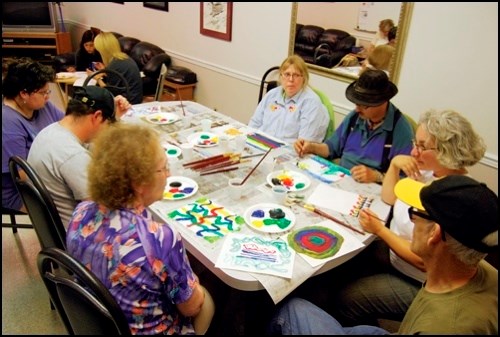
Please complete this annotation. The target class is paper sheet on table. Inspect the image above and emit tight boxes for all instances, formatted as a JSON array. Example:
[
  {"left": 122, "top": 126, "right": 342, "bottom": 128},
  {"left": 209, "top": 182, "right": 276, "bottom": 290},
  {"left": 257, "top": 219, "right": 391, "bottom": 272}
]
[
  {"left": 284, "top": 220, "right": 365, "bottom": 268},
  {"left": 307, "top": 183, "right": 391, "bottom": 221},
  {"left": 250, "top": 255, "right": 321, "bottom": 304},
  {"left": 215, "top": 233, "right": 295, "bottom": 279},
  {"left": 73, "top": 76, "right": 96, "bottom": 87}
]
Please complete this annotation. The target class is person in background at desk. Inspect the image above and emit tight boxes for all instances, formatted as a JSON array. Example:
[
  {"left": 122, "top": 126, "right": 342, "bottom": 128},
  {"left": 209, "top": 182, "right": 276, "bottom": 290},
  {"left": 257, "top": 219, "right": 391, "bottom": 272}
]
[
  {"left": 2, "top": 57, "right": 64, "bottom": 212},
  {"left": 66, "top": 123, "right": 207, "bottom": 335},
  {"left": 359, "top": 44, "right": 395, "bottom": 76},
  {"left": 248, "top": 55, "right": 329, "bottom": 144},
  {"left": 27, "top": 86, "right": 130, "bottom": 228},
  {"left": 268, "top": 175, "right": 498, "bottom": 335},
  {"left": 92, "top": 31, "right": 143, "bottom": 104},
  {"left": 331, "top": 109, "right": 487, "bottom": 327},
  {"left": 66, "top": 29, "right": 103, "bottom": 72},
  {"left": 294, "top": 69, "right": 414, "bottom": 184}
]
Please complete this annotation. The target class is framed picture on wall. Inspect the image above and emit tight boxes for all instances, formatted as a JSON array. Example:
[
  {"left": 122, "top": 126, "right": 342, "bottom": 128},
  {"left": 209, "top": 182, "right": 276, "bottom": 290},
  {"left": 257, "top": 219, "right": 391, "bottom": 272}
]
[
  {"left": 143, "top": 2, "right": 169, "bottom": 12},
  {"left": 200, "top": 2, "right": 233, "bottom": 41}
]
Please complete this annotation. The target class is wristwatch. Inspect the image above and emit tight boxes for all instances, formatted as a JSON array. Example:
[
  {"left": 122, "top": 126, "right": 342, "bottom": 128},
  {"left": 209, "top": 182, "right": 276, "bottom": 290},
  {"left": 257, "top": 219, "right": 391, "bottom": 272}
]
[{"left": 376, "top": 171, "right": 385, "bottom": 183}]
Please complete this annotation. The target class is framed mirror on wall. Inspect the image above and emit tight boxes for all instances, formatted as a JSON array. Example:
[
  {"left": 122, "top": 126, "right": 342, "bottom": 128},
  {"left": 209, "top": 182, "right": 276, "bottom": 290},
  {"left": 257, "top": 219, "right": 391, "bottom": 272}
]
[{"left": 288, "top": 2, "right": 413, "bottom": 85}]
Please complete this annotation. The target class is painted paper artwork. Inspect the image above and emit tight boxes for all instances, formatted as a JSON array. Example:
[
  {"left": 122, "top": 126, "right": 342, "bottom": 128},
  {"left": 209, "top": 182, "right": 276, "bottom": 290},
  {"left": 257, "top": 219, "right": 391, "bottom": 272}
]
[
  {"left": 287, "top": 225, "right": 344, "bottom": 259},
  {"left": 215, "top": 233, "right": 295, "bottom": 278},
  {"left": 296, "top": 155, "right": 351, "bottom": 183},
  {"left": 168, "top": 197, "right": 244, "bottom": 243},
  {"left": 286, "top": 221, "right": 365, "bottom": 268}
]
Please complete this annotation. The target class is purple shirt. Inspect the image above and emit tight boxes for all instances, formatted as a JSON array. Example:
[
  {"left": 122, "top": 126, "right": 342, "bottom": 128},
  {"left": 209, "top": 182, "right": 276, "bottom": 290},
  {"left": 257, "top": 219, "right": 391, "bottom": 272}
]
[
  {"left": 2, "top": 101, "right": 64, "bottom": 209},
  {"left": 66, "top": 201, "right": 197, "bottom": 335}
]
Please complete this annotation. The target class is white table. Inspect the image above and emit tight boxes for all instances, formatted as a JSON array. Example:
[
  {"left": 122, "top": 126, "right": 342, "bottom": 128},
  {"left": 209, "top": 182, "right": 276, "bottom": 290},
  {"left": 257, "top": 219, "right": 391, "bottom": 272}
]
[{"left": 123, "top": 100, "right": 383, "bottom": 303}]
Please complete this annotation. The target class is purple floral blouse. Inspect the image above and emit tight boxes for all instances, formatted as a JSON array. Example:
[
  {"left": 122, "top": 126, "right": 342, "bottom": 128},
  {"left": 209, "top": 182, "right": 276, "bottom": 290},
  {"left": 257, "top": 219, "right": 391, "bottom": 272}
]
[{"left": 66, "top": 201, "right": 197, "bottom": 335}]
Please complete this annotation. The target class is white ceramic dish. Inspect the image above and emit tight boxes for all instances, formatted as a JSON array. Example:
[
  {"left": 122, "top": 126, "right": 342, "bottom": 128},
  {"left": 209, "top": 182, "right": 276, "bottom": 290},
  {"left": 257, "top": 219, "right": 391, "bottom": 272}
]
[
  {"left": 163, "top": 176, "right": 198, "bottom": 200},
  {"left": 266, "top": 170, "right": 311, "bottom": 192},
  {"left": 243, "top": 203, "right": 296, "bottom": 233},
  {"left": 187, "top": 132, "right": 219, "bottom": 147}
]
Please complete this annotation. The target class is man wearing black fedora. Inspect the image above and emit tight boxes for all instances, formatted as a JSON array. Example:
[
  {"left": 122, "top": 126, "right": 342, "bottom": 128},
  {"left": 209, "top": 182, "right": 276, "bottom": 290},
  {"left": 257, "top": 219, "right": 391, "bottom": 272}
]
[{"left": 294, "top": 69, "right": 414, "bottom": 183}]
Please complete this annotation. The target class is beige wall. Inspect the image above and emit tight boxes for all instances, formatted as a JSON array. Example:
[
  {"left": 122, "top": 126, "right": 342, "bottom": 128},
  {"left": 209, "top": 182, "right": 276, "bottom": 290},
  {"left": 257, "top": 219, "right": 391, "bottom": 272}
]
[{"left": 61, "top": 2, "right": 498, "bottom": 194}]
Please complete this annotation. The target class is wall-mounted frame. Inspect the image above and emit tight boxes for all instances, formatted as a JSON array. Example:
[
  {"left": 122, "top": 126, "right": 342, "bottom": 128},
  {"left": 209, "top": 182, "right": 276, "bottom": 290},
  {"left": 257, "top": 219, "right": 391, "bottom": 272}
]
[
  {"left": 200, "top": 2, "right": 232, "bottom": 41},
  {"left": 143, "top": 2, "right": 169, "bottom": 12}
]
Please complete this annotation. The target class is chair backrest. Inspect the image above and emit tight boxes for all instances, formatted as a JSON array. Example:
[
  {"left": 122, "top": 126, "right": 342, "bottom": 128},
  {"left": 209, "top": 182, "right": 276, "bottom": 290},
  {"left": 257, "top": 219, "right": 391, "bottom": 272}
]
[
  {"left": 312, "top": 87, "right": 335, "bottom": 140},
  {"left": 83, "top": 68, "right": 131, "bottom": 100},
  {"left": 154, "top": 63, "right": 168, "bottom": 101},
  {"left": 37, "top": 247, "right": 131, "bottom": 335},
  {"left": 258, "top": 66, "right": 280, "bottom": 103},
  {"left": 403, "top": 113, "right": 418, "bottom": 133},
  {"left": 8, "top": 156, "right": 66, "bottom": 250}
]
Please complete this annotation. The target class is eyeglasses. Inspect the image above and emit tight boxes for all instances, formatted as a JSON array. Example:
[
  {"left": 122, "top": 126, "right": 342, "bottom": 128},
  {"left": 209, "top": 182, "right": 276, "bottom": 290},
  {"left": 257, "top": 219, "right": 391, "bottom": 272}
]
[
  {"left": 408, "top": 207, "right": 434, "bottom": 222},
  {"left": 412, "top": 139, "right": 437, "bottom": 153},
  {"left": 33, "top": 89, "right": 52, "bottom": 97},
  {"left": 408, "top": 207, "right": 446, "bottom": 241},
  {"left": 281, "top": 72, "right": 303, "bottom": 80},
  {"left": 155, "top": 165, "right": 170, "bottom": 175}
]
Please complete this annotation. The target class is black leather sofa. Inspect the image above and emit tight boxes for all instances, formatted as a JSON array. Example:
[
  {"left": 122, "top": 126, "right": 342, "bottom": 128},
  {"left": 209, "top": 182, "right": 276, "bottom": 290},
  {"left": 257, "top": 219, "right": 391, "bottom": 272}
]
[
  {"left": 53, "top": 32, "right": 172, "bottom": 96},
  {"left": 294, "top": 24, "right": 356, "bottom": 68}
]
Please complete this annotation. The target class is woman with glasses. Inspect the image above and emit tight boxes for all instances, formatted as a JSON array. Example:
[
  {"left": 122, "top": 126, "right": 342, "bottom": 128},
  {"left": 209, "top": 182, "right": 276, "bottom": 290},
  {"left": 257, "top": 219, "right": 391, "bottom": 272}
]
[
  {"left": 248, "top": 55, "right": 329, "bottom": 144},
  {"left": 66, "top": 123, "right": 207, "bottom": 335},
  {"left": 332, "top": 109, "right": 486, "bottom": 326},
  {"left": 2, "top": 57, "right": 64, "bottom": 212}
]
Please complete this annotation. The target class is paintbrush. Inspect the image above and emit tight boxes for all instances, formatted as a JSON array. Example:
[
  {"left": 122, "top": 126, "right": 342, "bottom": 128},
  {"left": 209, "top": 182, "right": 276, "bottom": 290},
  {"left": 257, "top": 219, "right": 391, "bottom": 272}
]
[
  {"left": 235, "top": 147, "right": 272, "bottom": 185},
  {"left": 183, "top": 153, "right": 231, "bottom": 167},
  {"left": 199, "top": 166, "right": 239, "bottom": 176},
  {"left": 189, "top": 154, "right": 238, "bottom": 170},
  {"left": 176, "top": 87, "right": 186, "bottom": 116},
  {"left": 302, "top": 203, "right": 365, "bottom": 235}
]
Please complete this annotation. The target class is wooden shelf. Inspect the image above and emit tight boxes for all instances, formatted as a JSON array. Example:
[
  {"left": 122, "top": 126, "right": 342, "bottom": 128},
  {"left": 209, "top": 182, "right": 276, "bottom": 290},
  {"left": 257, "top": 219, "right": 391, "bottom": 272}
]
[
  {"left": 2, "top": 31, "right": 72, "bottom": 65},
  {"left": 161, "top": 80, "right": 196, "bottom": 101}
]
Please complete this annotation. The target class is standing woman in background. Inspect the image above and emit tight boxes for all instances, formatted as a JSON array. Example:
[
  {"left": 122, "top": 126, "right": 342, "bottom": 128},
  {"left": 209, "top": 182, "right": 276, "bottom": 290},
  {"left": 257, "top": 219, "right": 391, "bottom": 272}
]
[
  {"left": 2, "top": 58, "right": 64, "bottom": 211},
  {"left": 92, "top": 31, "right": 143, "bottom": 104},
  {"left": 73, "top": 29, "right": 103, "bottom": 71}
]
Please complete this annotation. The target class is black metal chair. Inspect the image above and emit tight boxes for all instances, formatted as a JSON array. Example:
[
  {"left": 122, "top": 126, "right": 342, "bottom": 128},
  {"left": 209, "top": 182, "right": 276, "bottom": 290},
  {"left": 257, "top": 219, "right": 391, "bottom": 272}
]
[
  {"left": 83, "top": 68, "right": 131, "bottom": 100},
  {"left": 258, "top": 66, "right": 280, "bottom": 103},
  {"left": 8, "top": 156, "right": 66, "bottom": 251},
  {"left": 1, "top": 206, "right": 31, "bottom": 233},
  {"left": 37, "top": 247, "right": 131, "bottom": 335}
]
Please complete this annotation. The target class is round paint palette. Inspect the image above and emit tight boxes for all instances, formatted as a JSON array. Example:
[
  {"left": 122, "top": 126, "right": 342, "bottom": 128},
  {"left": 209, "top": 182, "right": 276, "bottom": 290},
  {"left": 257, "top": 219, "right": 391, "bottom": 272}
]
[
  {"left": 145, "top": 112, "right": 180, "bottom": 125},
  {"left": 243, "top": 203, "right": 296, "bottom": 233},
  {"left": 162, "top": 143, "right": 182, "bottom": 158},
  {"left": 164, "top": 176, "right": 198, "bottom": 200},
  {"left": 266, "top": 170, "right": 311, "bottom": 192},
  {"left": 187, "top": 132, "right": 219, "bottom": 147}
]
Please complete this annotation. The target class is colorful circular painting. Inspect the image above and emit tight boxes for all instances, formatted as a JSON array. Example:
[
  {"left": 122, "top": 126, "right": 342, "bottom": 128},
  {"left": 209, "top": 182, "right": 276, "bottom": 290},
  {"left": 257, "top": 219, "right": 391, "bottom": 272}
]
[
  {"left": 243, "top": 203, "right": 295, "bottom": 233},
  {"left": 267, "top": 170, "right": 311, "bottom": 192},
  {"left": 164, "top": 176, "right": 198, "bottom": 200},
  {"left": 287, "top": 226, "right": 344, "bottom": 259},
  {"left": 187, "top": 132, "right": 219, "bottom": 147}
]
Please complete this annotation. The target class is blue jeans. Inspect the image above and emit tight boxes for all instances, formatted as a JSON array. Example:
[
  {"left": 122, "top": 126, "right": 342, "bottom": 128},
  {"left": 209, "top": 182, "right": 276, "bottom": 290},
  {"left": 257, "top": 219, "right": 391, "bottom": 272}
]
[{"left": 267, "top": 298, "right": 390, "bottom": 335}]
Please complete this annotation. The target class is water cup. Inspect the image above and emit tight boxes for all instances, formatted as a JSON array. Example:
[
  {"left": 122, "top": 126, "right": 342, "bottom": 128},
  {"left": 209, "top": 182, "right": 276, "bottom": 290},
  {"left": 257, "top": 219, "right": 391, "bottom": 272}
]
[
  {"left": 180, "top": 143, "right": 194, "bottom": 161},
  {"left": 200, "top": 119, "right": 212, "bottom": 132},
  {"left": 219, "top": 135, "right": 230, "bottom": 153},
  {"left": 182, "top": 114, "right": 193, "bottom": 128},
  {"left": 228, "top": 178, "right": 244, "bottom": 199},
  {"left": 234, "top": 135, "right": 247, "bottom": 153},
  {"left": 169, "top": 157, "right": 182, "bottom": 176},
  {"left": 271, "top": 185, "right": 288, "bottom": 205}
]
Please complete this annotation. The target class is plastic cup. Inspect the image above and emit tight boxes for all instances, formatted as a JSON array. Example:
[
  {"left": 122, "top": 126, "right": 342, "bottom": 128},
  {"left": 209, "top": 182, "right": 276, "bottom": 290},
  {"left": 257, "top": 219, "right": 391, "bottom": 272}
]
[
  {"left": 182, "top": 114, "right": 192, "bottom": 128},
  {"left": 219, "top": 135, "right": 230, "bottom": 153},
  {"left": 234, "top": 135, "right": 247, "bottom": 153},
  {"left": 228, "top": 178, "right": 244, "bottom": 199},
  {"left": 180, "top": 143, "right": 194, "bottom": 161},
  {"left": 200, "top": 119, "right": 212, "bottom": 131},
  {"left": 272, "top": 185, "right": 288, "bottom": 205}
]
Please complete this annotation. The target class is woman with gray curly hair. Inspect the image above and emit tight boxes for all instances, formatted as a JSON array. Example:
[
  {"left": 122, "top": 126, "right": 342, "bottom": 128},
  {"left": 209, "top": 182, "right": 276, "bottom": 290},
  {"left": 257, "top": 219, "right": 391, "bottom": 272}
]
[
  {"left": 66, "top": 123, "right": 208, "bottom": 335},
  {"left": 331, "top": 109, "right": 486, "bottom": 327}
]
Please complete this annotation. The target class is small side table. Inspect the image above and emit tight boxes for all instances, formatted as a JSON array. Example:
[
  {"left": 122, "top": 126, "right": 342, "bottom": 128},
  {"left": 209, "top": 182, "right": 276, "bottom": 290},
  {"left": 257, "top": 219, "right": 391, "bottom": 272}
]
[{"left": 161, "top": 80, "right": 196, "bottom": 101}]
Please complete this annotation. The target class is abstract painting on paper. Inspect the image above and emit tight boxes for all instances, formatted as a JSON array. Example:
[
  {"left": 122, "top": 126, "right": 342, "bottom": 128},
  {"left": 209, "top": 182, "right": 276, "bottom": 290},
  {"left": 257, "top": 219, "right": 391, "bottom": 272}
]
[{"left": 168, "top": 197, "right": 244, "bottom": 243}]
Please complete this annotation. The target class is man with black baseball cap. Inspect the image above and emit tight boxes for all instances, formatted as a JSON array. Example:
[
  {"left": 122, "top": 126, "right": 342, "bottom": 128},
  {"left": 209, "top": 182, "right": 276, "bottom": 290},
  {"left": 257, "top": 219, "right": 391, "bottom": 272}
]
[
  {"left": 27, "top": 86, "right": 131, "bottom": 228},
  {"left": 294, "top": 69, "right": 414, "bottom": 183},
  {"left": 268, "top": 175, "right": 497, "bottom": 334}
]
